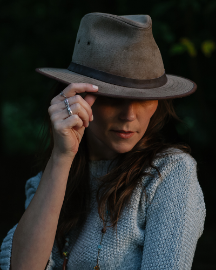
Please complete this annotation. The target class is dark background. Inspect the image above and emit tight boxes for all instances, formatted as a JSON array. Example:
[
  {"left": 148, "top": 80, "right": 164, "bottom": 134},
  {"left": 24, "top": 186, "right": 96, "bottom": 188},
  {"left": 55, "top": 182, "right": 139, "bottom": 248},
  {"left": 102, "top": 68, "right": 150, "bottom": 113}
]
[{"left": 1, "top": 0, "right": 216, "bottom": 269}]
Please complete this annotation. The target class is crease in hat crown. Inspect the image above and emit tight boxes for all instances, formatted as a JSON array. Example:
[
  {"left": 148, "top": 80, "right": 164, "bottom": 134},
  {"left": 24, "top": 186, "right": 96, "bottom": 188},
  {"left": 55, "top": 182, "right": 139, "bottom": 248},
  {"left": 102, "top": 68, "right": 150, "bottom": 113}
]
[{"left": 71, "top": 12, "right": 165, "bottom": 81}]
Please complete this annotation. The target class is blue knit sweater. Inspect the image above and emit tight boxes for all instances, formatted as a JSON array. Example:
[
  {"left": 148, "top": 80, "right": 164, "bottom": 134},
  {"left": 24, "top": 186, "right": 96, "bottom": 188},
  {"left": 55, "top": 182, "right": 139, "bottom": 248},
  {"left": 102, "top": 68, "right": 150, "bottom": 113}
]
[{"left": 0, "top": 150, "right": 206, "bottom": 270}]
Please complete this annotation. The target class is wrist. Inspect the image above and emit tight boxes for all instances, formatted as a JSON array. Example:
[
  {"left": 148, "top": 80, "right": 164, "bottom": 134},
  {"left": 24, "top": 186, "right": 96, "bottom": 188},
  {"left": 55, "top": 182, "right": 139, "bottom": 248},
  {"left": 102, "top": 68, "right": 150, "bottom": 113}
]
[{"left": 51, "top": 149, "right": 75, "bottom": 164}]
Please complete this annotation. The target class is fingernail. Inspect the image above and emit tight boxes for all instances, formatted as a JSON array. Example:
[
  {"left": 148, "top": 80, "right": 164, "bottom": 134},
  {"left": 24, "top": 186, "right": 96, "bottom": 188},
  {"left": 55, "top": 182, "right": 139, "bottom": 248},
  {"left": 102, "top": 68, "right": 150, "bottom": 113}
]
[
  {"left": 91, "top": 114, "right": 94, "bottom": 121},
  {"left": 92, "top": 85, "right": 98, "bottom": 89}
]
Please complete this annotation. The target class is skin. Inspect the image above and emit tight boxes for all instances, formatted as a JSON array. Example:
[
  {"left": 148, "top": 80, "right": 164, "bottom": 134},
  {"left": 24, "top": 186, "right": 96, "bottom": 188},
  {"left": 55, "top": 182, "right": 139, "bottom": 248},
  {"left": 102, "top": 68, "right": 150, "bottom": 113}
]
[{"left": 85, "top": 95, "right": 158, "bottom": 161}]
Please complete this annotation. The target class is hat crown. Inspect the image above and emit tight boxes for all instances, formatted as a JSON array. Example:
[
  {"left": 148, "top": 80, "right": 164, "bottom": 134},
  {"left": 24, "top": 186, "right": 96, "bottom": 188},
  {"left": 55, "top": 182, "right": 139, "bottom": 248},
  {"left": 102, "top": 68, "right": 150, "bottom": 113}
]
[{"left": 72, "top": 12, "right": 165, "bottom": 80}]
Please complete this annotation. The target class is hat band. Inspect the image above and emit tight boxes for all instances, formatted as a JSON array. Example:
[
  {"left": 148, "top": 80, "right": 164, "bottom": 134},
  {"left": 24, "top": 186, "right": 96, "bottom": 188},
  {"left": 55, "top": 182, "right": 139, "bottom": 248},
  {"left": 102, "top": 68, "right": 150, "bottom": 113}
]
[{"left": 68, "top": 62, "right": 167, "bottom": 89}]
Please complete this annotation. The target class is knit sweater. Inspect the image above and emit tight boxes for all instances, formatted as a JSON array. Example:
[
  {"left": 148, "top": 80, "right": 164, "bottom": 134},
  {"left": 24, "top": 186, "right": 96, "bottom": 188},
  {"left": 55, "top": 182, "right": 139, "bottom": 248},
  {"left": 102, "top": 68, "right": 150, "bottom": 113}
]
[{"left": 0, "top": 150, "right": 206, "bottom": 270}]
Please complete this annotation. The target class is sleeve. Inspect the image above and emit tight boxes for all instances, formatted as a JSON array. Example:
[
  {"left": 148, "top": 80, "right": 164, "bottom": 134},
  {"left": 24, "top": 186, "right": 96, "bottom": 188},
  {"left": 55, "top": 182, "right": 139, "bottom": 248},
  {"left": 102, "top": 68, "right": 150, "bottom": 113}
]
[
  {"left": 24, "top": 171, "right": 43, "bottom": 210},
  {"left": 141, "top": 155, "right": 206, "bottom": 270},
  {"left": 0, "top": 172, "right": 43, "bottom": 270}
]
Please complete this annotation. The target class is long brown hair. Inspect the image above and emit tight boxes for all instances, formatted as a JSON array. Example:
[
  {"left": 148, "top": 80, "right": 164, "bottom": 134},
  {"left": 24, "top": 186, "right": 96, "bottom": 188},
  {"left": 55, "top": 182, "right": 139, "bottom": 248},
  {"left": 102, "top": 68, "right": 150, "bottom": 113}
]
[{"left": 35, "top": 82, "right": 190, "bottom": 256}]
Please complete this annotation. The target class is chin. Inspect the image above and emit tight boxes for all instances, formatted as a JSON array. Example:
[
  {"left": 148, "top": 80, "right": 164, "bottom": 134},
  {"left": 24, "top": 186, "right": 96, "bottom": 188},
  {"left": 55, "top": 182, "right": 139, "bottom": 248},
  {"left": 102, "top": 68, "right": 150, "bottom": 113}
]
[{"left": 111, "top": 142, "right": 135, "bottom": 154}]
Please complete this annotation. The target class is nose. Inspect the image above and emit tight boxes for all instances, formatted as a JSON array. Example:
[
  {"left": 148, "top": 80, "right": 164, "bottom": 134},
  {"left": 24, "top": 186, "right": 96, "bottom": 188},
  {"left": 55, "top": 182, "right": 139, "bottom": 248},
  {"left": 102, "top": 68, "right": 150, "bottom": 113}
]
[{"left": 118, "top": 100, "right": 136, "bottom": 122}]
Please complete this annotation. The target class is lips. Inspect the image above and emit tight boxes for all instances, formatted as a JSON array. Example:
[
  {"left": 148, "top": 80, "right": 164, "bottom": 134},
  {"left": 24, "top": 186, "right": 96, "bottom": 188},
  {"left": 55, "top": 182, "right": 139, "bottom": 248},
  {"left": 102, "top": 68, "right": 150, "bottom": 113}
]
[
  {"left": 114, "top": 130, "right": 133, "bottom": 133},
  {"left": 111, "top": 130, "right": 135, "bottom": 139}
]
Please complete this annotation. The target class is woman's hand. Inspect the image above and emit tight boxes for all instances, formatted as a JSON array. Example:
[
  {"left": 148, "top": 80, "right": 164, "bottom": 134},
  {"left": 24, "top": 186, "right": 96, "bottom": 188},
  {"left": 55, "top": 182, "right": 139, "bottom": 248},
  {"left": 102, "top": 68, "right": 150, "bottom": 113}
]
[{"left": 48, "top": 83, "right": 98, "bottom": 159}]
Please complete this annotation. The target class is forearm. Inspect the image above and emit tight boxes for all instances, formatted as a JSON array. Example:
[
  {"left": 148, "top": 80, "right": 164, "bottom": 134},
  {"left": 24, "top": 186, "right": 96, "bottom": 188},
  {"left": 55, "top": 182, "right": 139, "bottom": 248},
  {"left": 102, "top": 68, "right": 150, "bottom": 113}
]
[{"left": 11, "top": 152, "right": 74, "bottom": 270}]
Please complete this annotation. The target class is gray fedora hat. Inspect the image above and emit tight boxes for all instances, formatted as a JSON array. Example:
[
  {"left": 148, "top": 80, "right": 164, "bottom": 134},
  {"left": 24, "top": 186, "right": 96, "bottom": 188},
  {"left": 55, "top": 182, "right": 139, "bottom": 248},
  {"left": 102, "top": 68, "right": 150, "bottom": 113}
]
[{"left": 36, "top": 12, "right": 197, "bottom": 100}]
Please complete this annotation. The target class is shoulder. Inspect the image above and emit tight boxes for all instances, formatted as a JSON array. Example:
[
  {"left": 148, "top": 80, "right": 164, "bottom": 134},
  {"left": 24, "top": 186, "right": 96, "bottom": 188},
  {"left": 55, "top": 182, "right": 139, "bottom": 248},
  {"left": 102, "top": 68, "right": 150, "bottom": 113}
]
[
  {"left": 140, "top": 147, "right": 200, "bottom": 203},
  {"left": 152, "top": 147, "right": 197, "bottom": 180},
  {"left": 155, "top": 147, "right": 196, "bottom": 167}
]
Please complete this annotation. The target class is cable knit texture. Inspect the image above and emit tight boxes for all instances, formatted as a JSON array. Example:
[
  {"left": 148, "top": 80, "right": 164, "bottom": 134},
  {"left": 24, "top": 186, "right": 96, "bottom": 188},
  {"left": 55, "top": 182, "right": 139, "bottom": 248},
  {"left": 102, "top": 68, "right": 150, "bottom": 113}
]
[{"left": 0, "top": 149, "right": 206, "bottom": 270}]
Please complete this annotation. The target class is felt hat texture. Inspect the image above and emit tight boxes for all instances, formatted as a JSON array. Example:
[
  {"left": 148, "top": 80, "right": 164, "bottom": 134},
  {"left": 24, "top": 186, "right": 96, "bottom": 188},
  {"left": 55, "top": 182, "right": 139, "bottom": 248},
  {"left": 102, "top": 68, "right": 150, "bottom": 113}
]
[{"left": 36, "top": 12, "right": 197, "bottom": 99}]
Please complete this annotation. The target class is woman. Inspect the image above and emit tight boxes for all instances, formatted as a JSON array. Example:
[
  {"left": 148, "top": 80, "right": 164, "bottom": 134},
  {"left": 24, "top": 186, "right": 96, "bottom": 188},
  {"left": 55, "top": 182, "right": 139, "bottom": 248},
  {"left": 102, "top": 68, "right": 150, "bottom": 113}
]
[{"left": 0, "top": 12, "right": 206, "bottom": 270}]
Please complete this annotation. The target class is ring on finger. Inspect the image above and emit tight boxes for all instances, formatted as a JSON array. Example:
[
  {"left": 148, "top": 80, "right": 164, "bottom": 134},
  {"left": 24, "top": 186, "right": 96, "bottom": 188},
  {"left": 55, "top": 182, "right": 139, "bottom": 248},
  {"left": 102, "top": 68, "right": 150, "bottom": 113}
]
[
  {"left": 60, "top": 91, "right": 67, "bottom": 99},
  {"left": 66, "top": 106, "right": 73, "bottom": 116},
  {"left": 64, "top": 98, "right": 70, "bottom": 108}
]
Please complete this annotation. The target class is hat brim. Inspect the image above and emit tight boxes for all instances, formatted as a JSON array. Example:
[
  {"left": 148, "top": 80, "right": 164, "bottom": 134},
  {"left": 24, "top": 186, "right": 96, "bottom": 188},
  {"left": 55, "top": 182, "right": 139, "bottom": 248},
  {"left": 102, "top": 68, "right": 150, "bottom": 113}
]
[{"left": 36, "top": 67, "right": 197, "bottom": 100}]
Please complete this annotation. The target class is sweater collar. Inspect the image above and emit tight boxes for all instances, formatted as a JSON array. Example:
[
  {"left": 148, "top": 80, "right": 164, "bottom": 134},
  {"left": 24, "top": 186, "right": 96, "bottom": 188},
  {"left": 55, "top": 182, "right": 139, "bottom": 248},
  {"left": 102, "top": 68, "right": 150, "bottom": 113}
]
[{"left": 89, "top": 159, "right": 118, "bottom": 180}]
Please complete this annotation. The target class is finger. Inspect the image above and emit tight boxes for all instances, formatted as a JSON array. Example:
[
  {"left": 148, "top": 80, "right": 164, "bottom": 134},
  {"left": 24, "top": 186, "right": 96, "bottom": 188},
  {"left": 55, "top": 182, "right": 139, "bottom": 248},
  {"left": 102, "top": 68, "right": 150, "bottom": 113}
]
[
  {"left": 51, "top": 83, "right": 98, "bottom": 105},
  {"left": 50, "top": 102, "right": 90, "bottom": 128},
  {"left": 49, "top": 94, "right": 94, "bottom": 122},
  {"left": 61, "top": 94, "right": 94, "bottom": 118},
  {"left": 54, "top": 114, "right": 84, "bottom": 133}
]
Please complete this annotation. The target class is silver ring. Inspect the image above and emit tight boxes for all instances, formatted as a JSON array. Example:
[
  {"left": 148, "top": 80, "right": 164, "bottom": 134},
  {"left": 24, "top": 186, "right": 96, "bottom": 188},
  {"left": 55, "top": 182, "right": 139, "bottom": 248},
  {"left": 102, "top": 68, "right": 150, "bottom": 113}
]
[
  {"left": 66, "top": 106, "right": 73, "bottom": 116},
  {"left": 64, "top": 98, "right": 70, "bottom": 107},
  {"left": 60, "top": 91, "right": 67, "bottom": 98}
]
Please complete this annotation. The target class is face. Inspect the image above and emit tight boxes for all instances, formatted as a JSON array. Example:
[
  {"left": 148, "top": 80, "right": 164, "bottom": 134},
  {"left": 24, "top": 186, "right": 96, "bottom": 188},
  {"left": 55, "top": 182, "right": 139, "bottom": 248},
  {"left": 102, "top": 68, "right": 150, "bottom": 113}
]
[{"left": 85, "top": 95, "right": 158, "bottom": 161}]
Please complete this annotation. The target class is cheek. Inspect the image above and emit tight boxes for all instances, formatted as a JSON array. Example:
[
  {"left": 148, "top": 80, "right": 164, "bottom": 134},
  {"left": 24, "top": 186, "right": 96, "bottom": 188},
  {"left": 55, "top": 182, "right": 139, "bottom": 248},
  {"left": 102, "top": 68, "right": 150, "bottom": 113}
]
[
  {"left": 140, "top": 101, "right": 158, "bottom": 127},
  {"left": 148, "top": 100, "right": 158, "bottom": 118}
]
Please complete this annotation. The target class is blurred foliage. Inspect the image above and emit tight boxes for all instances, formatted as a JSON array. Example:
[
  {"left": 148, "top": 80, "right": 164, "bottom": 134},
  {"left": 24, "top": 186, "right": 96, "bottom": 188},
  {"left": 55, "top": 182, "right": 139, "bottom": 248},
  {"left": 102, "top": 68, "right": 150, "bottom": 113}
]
[
  {"left": 0, "top": 0, "right": 216, "bottom": 156},
  {"left": 201, "top": 40, "right": 216, "bottom": 57},
  {"left": 171, "top": 38, "right": 197, "bottom": 57}
]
